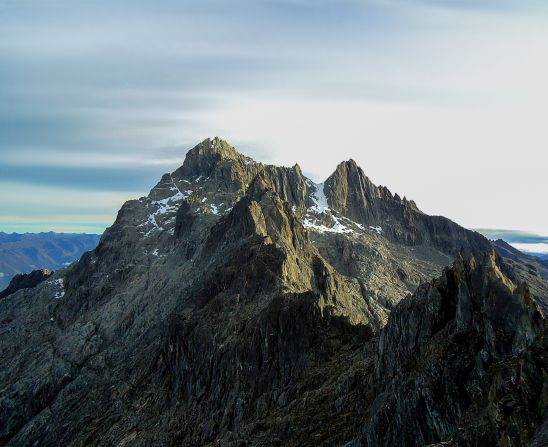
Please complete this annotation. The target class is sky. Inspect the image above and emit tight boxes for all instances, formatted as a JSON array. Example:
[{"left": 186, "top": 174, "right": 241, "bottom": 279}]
[{"left": 0, "top": 0, "right": 547, "bottom": 245}]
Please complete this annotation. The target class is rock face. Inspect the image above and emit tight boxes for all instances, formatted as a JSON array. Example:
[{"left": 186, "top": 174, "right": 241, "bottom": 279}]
[
  {"left": 0, "top": 268, "right": 53, "bottom": 299},
  {"left": 323, "top": 160, "right": 491, "bottom": 254},
  {"left": 0, "top": 138, "right": 545, "bottom": 446},
  {"left": 492, "top": 239, "right": 548, "bottom": 310},
  {"left": 362, "top": 251, "right": 546, "bottom": 446}
]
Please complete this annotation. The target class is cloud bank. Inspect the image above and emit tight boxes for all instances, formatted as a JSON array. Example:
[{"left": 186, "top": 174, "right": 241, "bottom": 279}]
[{"left": 1, "top": 0, "right": 547, "bottom": 234}]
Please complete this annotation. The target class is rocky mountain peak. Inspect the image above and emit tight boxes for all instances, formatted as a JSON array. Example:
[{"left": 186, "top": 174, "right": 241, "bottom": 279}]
[
  {"left": 245, "top": 170, "right": 274, "bottom": 199},
  {"left": 202, "top": 171, "right": 311, "bottom": 272},
  {"left": 324, "top": 159, "right": 379, "bottom": 222},
  {"left": 177, "top": 137, "right": 250, "bottom": 178}
]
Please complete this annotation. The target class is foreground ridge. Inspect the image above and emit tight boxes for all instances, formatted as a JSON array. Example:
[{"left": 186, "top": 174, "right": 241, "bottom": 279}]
[
  {"left": 0, "top": 138, "right": 546, "bottom": 446},
  {"left": 363, "top": 250, "right": 546, "bottom": 446}
]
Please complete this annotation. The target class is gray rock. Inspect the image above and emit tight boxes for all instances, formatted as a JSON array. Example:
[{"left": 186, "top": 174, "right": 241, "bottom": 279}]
[{"left": 0, "top": 268, "right": 53, "bottom": 299}]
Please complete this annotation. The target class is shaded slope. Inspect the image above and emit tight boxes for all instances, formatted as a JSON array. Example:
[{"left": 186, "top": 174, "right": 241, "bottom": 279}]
[{"left": 361, "top": 251, "right": 546, "bottom": 446}]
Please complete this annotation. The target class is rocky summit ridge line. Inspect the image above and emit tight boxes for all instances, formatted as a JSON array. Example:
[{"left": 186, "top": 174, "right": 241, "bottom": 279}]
[{"left": 0, "top": 138, "right": 546, "bottom": 446}]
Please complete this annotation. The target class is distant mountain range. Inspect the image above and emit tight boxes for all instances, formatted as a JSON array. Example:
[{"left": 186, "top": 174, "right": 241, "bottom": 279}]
[
  {"left": 476, "top": 228, "right": 548, "bottom": 260},
  {"left": 0, "top": 232, "right": 100, "bottom": 290}
]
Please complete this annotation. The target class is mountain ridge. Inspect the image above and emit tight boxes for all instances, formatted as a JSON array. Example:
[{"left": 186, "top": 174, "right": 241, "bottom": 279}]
[{"left": 0, "top": 137, "right": 545, "bottom": 446}]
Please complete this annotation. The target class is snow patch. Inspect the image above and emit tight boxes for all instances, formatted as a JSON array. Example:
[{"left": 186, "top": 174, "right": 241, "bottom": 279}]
[
  {"left": 140, "top": 175, "right": 192, "bottom": 236},
  {"left": 310, "top": 182, "right": 329, "bottom": 213},
  {"left": 351, "top": 220, "right": 365, "bottom": 230},
  {"left": 48, "top": 278, "right": 65, "bottom": 299},
  {"left": 303, "top": 214, "right": 353, "bottom": 234},
  {"left": 303, "top": 184, "right": 367, "bottom": 236},
  {"left": 369, "top": 226, "right": 383, "bottom": 235}
]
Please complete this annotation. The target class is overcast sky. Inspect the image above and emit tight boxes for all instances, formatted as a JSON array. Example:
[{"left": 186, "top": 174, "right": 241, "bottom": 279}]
[{"left": 1, "top": 0, "right": 547, "bottom": 237}]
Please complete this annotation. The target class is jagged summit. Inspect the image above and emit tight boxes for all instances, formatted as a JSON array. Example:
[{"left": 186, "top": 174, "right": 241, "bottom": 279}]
[
  {"left": 168, "top": 139, "right": 491, "bottom": 255},
  {"left": 168, "top": 139, "right": 420, "bottom": 232},
  {"left": 125, "top": 138, "right": 543, "bottom": 297},
  {"left": 177, "top": 137, "right": 250, "bottom": 178},
  {"left": 106, "top": 138, "right": 544, "bottom": 299}
]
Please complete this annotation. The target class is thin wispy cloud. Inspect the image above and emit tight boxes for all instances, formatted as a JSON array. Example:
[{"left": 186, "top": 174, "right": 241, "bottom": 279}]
[{"left": 0, "top": 0, "right": 546, "bottom": 234}]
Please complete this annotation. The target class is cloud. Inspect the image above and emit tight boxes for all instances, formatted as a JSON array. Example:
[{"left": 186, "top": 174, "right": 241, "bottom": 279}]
[
  {"left": 475, "top": 229, "right": 548, "bottom": 245},
  {"left": 0, "top": 0, "right": 547, "bottom": 234},
  {"left": 0, "top": 181, "right": 141, "bottom": 233},
  {"left": 509, "top": 243, "right": 548, "bottom": 255}
]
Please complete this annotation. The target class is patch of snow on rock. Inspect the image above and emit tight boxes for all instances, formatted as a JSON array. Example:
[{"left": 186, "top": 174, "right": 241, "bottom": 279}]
[
  {"left": 310, "top": 182, "right": 329, "bottom": 213},
  {"left": 302, "top": 215, "right": 353, "bottom": 234},
  {"left": 369, "top": 226, "right": 383, "bottom": 235},
  {"left": 140, "top": 180, "right": 192, "bottom": 236},
  {"left": 49, "top": 278, "right": 65, "bottom": 299}
]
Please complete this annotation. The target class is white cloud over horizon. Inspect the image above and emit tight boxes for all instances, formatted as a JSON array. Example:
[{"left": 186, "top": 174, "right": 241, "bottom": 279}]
[{"left": 510, "top": 243, "right": 548, "bottom": 255}]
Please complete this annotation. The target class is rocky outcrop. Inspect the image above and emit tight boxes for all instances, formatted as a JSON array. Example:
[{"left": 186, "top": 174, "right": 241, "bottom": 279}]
[
  {"left": 324, "top": 159, "right": 417, "bottom": 223},
  {"left": 492, "top": 239, "right": 548, "bottom": 309},
  {"left": 360, "top": 250, "right": 546, "bottom": 446},
  {"left": 0, "top": 268, "right": 53, "bottom": 299}
]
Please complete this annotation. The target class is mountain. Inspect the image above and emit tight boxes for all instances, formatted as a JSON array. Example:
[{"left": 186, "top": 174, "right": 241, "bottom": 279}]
[
  {"left": 0, "top": 138, "right": 546, "bottom": 446},
  {"left": 0, "top": 232, "right": 101, "bottom": 289}
]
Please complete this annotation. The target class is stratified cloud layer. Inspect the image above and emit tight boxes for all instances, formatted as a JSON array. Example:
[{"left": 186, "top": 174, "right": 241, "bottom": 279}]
[
  {"left": 476, "top": 229, "right": 548, "bottom": 255},
  {"left": 1, "top": 0, "right": 547, "bottom": 233}
]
